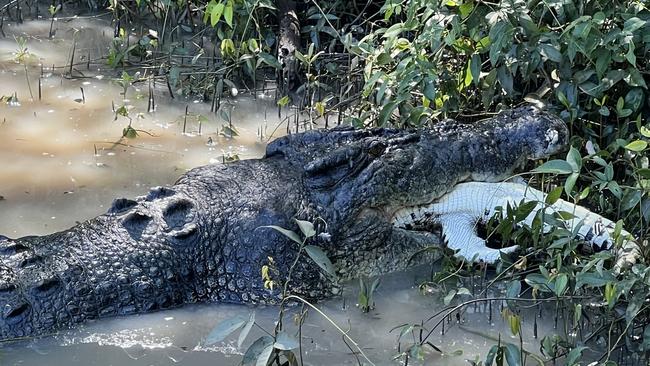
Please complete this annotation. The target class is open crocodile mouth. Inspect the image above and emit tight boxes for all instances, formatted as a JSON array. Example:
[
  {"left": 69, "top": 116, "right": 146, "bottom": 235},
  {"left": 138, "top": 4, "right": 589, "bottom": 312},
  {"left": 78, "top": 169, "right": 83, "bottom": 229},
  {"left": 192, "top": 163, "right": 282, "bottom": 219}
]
[
  {"left": 389, "top": 202, "right": 506, "bottom": 250},
  {"left": 384, "top": 181, "right": 636, "bottom": 265},
  {"left": 390, "top": 203, "right": 444, "bottom": 231}
]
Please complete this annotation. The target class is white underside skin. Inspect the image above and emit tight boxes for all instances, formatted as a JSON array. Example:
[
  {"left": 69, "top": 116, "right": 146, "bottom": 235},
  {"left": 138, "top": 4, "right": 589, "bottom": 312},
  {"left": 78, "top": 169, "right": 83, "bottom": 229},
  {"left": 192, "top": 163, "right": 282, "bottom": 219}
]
[{"left": 392, "top": 182, "right": 640, "bottom": 272}]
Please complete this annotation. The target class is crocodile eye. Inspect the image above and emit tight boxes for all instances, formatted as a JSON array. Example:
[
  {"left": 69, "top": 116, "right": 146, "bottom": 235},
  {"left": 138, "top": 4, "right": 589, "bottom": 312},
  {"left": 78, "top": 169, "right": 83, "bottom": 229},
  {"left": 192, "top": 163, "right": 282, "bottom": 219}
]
[
  {"left": 367, "top": 141, "right": 386, "bottom": 157},
  {"left": 108, "top": 198, "right": 137, "bottom": 214},
  {"left": 146, "top": 186, "right": 176, "bottom": 201}
]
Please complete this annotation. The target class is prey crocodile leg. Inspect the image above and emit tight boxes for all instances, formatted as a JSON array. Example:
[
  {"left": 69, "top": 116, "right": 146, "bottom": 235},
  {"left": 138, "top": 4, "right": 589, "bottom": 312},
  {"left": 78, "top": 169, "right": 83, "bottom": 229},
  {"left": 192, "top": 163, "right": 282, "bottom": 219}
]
[{"left": 436, "top": 213, "right": 518, "bottom": 263}]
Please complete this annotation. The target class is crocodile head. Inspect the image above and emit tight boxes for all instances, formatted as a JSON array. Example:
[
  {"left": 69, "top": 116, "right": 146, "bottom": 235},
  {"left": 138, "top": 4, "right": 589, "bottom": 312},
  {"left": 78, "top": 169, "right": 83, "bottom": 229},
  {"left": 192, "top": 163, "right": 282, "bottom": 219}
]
[{"left": 267, "top": 106, "right": 569, "bottom": 276}]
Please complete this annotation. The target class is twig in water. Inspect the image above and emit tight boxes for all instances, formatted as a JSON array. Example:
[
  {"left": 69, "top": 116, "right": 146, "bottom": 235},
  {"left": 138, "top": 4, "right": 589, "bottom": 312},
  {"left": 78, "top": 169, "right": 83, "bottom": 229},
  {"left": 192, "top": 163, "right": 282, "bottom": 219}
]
[
  {"left": 68, "top": 38, "right": 76, "bottom": 76},
  {"left": 183, "top": 105, "right": 188, "bottom": 133}
]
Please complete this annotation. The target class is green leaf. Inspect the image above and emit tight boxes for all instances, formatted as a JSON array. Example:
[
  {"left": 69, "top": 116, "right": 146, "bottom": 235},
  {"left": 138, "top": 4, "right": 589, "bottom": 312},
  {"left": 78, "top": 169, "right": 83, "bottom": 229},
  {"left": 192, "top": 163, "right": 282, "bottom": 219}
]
[
  {"left": 470, "top": 54, "right": 481, "bottom": 85},
  {"left": 396, "top": 324, "right": 414, "bottom": 342},
  {"left": 224, "top": 0, "right": 233, "bottom": 28},
  {"left": 525, "top": 273, "right": 549, "bottom": 291},
  {"left": 485, "top": 345, "right": 499, "bottom": 366},
  {"left": 637, "top": 168, "right": 650, "bottom": 180},
  {"left": 255, "top": 344, "right": 274, "bottom": 366},
  {"left": 506, "top": 280, "right": 521, "bottom": 310},
  {"left": 640, "top": 126, "right": 650, "bottom": 138},
  {"left": 564, "top": 172, "right": 579, "bottom": 197},
  {"left": 258, "top": 52, "right": 281, "bottom": 69},
  {"left": 616, "top": 96, "right": 625, "bottom": 112},
  {"left": 242, "top": 336, "right": 274, "bottom": 365},
  {"left": 605, "top": 282, "right": 617, "bottom": 308},
  {"left": 601, "top": 69, "right": 626, "bottom": 91},
  {"left": 294, "top": 50, "right": 308, "bottom": 64},
  {"left": 295, "top": 219, "right": 315, "bottom": 238},
  {"left": 643, "top": 325, "right": 650, "bottom": 351},
  {"left": 277, "top": 95, "right": 290, "bottom": 107},
  {"left": 274, "top": 331, "right": 299, "bottom": 350},
  {"left": 625, "top": 88, "right": 644, "bottom": 113},
  {"left": 383, "top": 22, "right": 405, "bottom": 38},
  {"left": 539, "top": 43, "right": 562, "bottom": 63},
  {"left": 304, "top": 245, "right": 337, "bottom": 278},
  {"left": 554, "top": 274, "right": 568, "bottom": 296},
  {"left": 514, "top": 201, "right": 538, "bottom": 222},
  {"left": 507, "top": 313, "right": 520, "bottom": 336},
  {"left": 576, "top": 271, "right": 616, "bottom": 289},
  {"left": 503, "top": 343, "right": 522, "bottom": 366},
  {"left": 315, "top": 101, "right": 326, "bottom": 117},
  {"left": 204, "top": 315, "right": 247, "bottom": 345},
  {"left": 532, "top": 160, "right": 573, "bottom": 175},
  {"left": 626, "top": 297, "right": 642, "bottom": 325},
  {"left": 497, "top": 66, "right": 513, "bottom": 94},
  {"left": 210, "top": 2, "right": 225, "bottom": 27},
  {"left": 566, "top": 346, "right": 587, "bottom": 366},
  {"left": 238, "top": 312, "right": 255, "bottom": 348},
  {"left": 443, "top": 289, "right": 457, "bottom": 305},
  {"left": 545, "top": 186, "right": 563, "bottom": 205},
  {"left": 122, "top": 125, "right": 139, "bottom": 139},
  {"left": 625, "top": 68, "right": 647, "bottom": 88},
  {"left": 220, "top": 38, "right": 235, "bottom": 57},
  {"left": 423, "top": 77, "right": 436, "bottom": 101},
  {"left": 578, "top": 187, "right": 590, "bottom": 200},
  {"left": 260, "top": 225, "right": 302, "bottom": 244},
  {"left": 459, "top": 1, "right": 474, "bottom": 18},
  {"left": 565, "top": 146, "right": 582, "bottom": 172},
  {"left": 624, "top": 17, "right": 646, "bottom": 33},
  {"left": 378, "top": 101, "right": 399, "bottom": 126},
  {"left": 574, "top": 304, "right": 582, "bottom": 327},
  {"left": 624, "top": 140, "right": 648, "bottom": 152}
]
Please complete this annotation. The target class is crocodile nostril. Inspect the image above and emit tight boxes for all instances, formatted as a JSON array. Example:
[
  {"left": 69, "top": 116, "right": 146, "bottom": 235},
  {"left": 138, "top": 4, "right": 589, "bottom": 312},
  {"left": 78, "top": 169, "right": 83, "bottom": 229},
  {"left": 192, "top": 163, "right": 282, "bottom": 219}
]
[
  {"left": 163, "top": 199, "right": 195, "bottom": 230},
  {"left": 19, "top": 255, "right": 41, "bottom": 268},
  {"left": 3, "top": 302, "right": 30, "bottom": 324},
  {"left": 121, "top": 211, "right": 153, "bottom": 239},
  {"left": 0, "top": 283, "right": 16, "bottom": 293},
  {"left": 0, "top": 242, "right": 29, "bottom": 256},
  {"left": 34, "top": 278, "right": 61, "bottom": 293}
]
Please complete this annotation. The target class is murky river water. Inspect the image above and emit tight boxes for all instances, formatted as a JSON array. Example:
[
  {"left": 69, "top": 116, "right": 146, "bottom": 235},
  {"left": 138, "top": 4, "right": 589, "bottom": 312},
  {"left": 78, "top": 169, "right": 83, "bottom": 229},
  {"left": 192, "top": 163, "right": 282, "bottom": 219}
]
[{"left": 0, "top": 13, "right": 557, "bottom": 365}]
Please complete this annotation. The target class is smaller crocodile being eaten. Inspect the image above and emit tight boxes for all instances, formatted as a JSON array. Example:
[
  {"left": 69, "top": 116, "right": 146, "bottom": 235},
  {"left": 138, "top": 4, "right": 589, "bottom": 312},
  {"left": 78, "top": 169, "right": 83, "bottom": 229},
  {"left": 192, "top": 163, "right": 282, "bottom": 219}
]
[
  {"left": 393, "top": 181, "right": 640, "bottom": 271},
  {"left": 0, "top": 106, "right": 639, "bottom": 340}
]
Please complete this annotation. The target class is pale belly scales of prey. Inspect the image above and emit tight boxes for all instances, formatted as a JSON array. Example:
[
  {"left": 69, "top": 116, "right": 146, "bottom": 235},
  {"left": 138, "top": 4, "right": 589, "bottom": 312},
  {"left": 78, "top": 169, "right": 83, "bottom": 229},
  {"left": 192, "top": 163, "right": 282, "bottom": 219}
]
[{"left": 393, "top": 182, "right": 640, "bottom": 271}]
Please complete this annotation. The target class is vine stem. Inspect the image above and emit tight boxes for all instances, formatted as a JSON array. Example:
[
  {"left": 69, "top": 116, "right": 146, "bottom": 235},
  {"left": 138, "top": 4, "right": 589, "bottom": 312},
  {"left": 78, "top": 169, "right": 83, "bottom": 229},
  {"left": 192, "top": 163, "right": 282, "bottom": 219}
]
[{"left": 282, "top": 295, "right": 376, "bottom": 366}]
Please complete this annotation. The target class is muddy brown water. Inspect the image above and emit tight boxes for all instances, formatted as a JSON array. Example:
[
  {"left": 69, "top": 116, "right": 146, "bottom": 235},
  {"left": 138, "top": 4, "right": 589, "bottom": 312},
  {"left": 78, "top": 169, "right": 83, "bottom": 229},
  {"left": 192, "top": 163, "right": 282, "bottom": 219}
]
[{"left": 0, "top": 14, "right": 556, "bottom": 365}]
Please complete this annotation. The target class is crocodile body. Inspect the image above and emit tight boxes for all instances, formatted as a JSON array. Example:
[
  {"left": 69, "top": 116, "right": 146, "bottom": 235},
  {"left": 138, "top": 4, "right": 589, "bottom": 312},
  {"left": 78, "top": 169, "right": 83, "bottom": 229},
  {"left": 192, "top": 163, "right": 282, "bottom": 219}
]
[{"left": 0, "top": 107, "right": 579, "bottom": 339}]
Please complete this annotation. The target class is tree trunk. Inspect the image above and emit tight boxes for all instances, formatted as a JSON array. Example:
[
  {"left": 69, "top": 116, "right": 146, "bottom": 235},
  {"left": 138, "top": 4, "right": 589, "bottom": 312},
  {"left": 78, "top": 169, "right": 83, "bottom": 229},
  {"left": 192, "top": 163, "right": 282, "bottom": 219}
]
[{"left": 277, "top": 0, "right": 300, "bottom": 95}]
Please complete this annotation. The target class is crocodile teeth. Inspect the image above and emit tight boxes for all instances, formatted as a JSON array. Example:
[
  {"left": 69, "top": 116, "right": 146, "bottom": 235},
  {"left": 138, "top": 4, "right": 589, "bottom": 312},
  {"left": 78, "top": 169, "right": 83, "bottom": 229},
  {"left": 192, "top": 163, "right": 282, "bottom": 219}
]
[{"left": 391, "top": 204, "right": 437, "bottom": 228}]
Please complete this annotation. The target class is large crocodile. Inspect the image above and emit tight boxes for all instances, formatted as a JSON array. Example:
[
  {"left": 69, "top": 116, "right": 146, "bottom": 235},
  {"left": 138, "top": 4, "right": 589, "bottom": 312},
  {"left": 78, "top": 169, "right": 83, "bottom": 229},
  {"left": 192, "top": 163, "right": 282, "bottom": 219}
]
[{"left": 0, "top": 107, "right": 637, "bottom": 340}]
